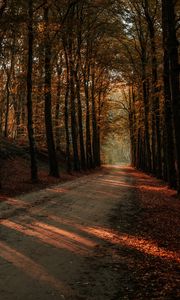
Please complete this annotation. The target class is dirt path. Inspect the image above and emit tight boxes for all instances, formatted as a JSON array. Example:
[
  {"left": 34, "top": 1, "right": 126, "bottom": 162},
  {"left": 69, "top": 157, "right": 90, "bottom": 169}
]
[{"left": 0, "top": 166, "right": 179, "bottom": 300}]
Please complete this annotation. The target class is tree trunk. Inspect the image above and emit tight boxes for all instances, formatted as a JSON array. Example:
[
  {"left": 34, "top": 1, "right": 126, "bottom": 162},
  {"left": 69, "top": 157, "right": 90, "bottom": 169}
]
[
  {"left": 91, "top": 63, "right": 99, "bottom": 167},
  {"left": 163, "top": 48, "right": 176, "bottom": 187},
  {"left": 63, "top": 41, "right": 71, "bottom": 172},
  {"left": 74, "top": 68, "right": 86, "bottom": 170},
  {"left": 55, "top": 64, "right": 62, "bottom": 151},
  {"left": 27, "top": 0, "right": 38, "bottom": 181},
  {"left": 144, "top": 0, "right": 162, "bottom": 178},
  {"left": 129, "top": 85, "right": 135, "bottom": 166},
  {"left": 44, "top": 5, "right": 59, "bottom": 177},
  {"left": 69, "top": 62, "right": 80, "bottom": 171},
  {"left": 4, "top": 77, "right": 10, "bottom": 138},
  {"left": 68, "top": 9, "right": 80, "bottom": 171},
  {"left": 162, "top": 0, "right": 179, "bottom": 189},
  {"left": 97, "top": 89, "right": 102, "bottom": 166},
  {"left": 4, "top": 33, "right": 15, "bottom": 138},
  {"left": 83, "top": 48, "right": 93, "bottom": 169},
  {"left": 75, "top": 10, "right": 86, "bottom": 170},
  {"left": 142, "top": 63, "right": 152, "bottom": 173}
]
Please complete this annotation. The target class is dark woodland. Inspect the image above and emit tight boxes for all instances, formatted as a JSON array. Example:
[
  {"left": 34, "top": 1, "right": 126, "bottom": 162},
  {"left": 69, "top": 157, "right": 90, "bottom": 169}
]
[{"left": 0, "top": 0, "right": 179, "bottom": 299}]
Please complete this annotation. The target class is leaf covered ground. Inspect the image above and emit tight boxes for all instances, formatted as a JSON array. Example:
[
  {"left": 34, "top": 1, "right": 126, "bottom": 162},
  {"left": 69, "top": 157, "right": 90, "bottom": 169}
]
[{"left": 0, "top": 165, "right": 179, "bottom": 299}]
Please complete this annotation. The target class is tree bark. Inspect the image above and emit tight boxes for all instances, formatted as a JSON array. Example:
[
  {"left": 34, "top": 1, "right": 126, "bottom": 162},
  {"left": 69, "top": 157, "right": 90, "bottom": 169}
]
[
  {"left": 91, "top": 63, "right": 99, "bottom": 167},
  {"left": 63, "top": 41, "right": 71, "bottom": 172},
  {"left": 27, "top": 0, "right": 38, "bottom": 181},
  {"left": 55, "top": 63, "right": 62, "bottom": 151},
  {"left": 83, "top": 44, "right": 93, "bottom": 169},
  {"left": 142, "top": 63, "right": 152, "bottom": 172},
  {"left": 143, "top": 0, "right": 162, "bottom": 178},
  {"left": 162, "top": 0, "right": 179, "bottom": 189},
  {"left": 44, "top": 4, "right": 59, "bottom": 177},
  {"left": 68, "top": 7, "right": 80, "bottom": 171},
  {"left": 74, "top": 68, "right": 86, "bottom": 170},
  {"left": 75, "top": 7, "right": 86, "bottom": 170}
]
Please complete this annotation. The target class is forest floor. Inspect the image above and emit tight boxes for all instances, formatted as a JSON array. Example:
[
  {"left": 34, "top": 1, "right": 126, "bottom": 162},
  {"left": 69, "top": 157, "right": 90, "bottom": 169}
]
[
  {"left": 0, "top": 137, "right": 90, "bottom": 196},
  {"left": 0, "top": 165, "right": 179, "bottom": 300}
]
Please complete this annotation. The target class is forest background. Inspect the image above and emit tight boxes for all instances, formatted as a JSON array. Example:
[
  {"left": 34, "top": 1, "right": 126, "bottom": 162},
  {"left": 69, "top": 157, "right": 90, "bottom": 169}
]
[{"left": 0, "top": 0, "right": 179, "bottom": 193}]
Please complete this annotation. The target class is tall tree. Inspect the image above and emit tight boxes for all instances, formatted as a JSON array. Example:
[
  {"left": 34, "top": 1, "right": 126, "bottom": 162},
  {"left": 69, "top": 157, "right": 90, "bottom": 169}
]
[
  {"left": 44, "top": 3, "right": 59, "bottom": 177},
  {"left": 67, "top": 4, "right": 80, "bottom": 171},
  {"left": 74, "top": 3, "right": 86, "bottom": 170},
  {"left": 162, "top": 0, "right": 180, "bottom": 192},
  {"left": 142, "top": 0, "right": 162, "bottom": 178},
  {"left": 63, "top": 38, "right": 71, "bottom": 172},
  {"left": 91, "top": 61, "right": 99, "bottom": 166},
  {"left": 27, "top": 0, "right": 38, "bottom": 181}
]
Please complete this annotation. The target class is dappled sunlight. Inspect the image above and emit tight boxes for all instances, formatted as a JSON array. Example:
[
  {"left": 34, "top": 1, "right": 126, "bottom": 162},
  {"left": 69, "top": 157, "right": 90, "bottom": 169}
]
[
  {"left": 0, "top": 240, "right": 72, "bottom": 295},
  {"left": 104, "top": 165, "right": 131, "bottom": 170},
  {"left": 96, "top": 179, "right": 135, "bottom": 188},
  {"left": 111, "top": 171, "right": 129, "bottom": 176},
  {"left": 139, "top": 185, "right": 167, "bottom": 192},
  {"left": 47, "top": 215, "right": 103, "bottom": 242},
  {"left": 0, "top": 186, "right": 73, "bottom": 216},
  {"left": 46, "top": 187, "right": 68, "bottom": 194},
  {"left": 102, "top": 178, "right": 135, "bottom": 188},
  {"left": 31, "top": 221, "right": 96, "bottom": 248},
  {"left": 0, "top": 196, "right": 28, "bottom": 208},
  {"left": 42, "top": 215, "right": 180, "bottom": 263},
  {"left": 128, "top": 171, "right": 152, "bottom": 180},
  {"left": 84, "top": 227, "right": 180, "bottom": 263},
  {"left": 0, "top": 219, "right": 95, "bottom": 255},
  {"left": 28, "top": 224, "right": 89, "bottom": 254},
  {"left": 112, "top": 168, "right": 151, "bottom": 180},
  {"left": 3, "top": 217, "right": 179, "bottom": 264},
  {"left": 138, "top": 184, "right": 177, "bottom": 198}
]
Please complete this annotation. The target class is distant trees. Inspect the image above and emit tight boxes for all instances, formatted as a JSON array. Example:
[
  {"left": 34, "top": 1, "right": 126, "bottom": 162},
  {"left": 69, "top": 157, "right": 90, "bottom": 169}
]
[{"left": 112, "top": 0, "right": 180, "bottom": 193}]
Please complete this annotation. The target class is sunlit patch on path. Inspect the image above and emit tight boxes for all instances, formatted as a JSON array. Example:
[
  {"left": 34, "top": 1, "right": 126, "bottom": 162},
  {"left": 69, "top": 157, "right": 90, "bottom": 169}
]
[
  {"left": 0, "top": 219, "right": 95, "bottom": 255},
  {"left": 43, "top": 215, "right": 180, "bottom": 264}
]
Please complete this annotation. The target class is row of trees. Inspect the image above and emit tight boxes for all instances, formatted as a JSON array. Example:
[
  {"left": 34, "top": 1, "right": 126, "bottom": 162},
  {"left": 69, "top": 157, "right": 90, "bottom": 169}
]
[
  {"left": 0, "top": 0, "right": 113, "bottom": 181},
  {"left": 1, "top": 0, "right": 179, "bottom": 193},
  {"left": 112, "top": 0, "right": 180, "bottom": 192}
]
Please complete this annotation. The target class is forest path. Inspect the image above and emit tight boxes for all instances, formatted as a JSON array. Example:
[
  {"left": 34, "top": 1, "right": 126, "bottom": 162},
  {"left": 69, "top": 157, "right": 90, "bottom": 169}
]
[{"left": 0, "top": 165, "right": 179, "bottom": 299}]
